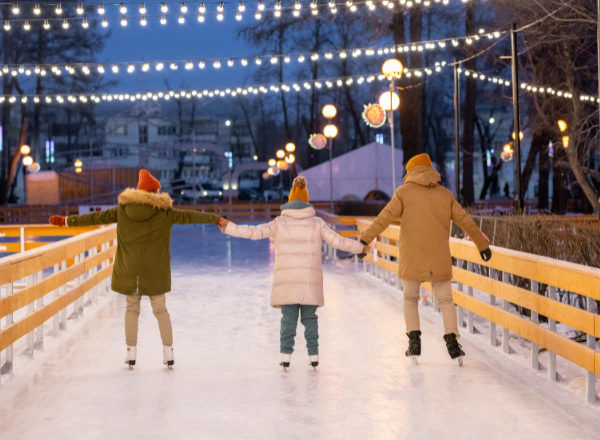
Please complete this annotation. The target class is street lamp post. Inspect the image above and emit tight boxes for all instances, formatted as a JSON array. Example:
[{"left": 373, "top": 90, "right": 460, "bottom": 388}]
[
  {"left": 322, "top": 105, "right": 337, "bottom": 213},
  {"left": 381, "top": 59, "right": 403, "bottom": 193}
]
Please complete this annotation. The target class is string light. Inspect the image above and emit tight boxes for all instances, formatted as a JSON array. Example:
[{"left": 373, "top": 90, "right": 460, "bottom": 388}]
[
  {"left": 98, "top": 3, "right": 105, "bottom": 14},
  {"left": 33, "top": 4, "right": 41, "bottom": 14},
  {"left": 77, "top": 4, "right": 84, "bottom": 14},
  {"left": 199, "top": 2, "right": 206, "bottom": 12},
  {"left": 12, "top": 4, "right": 19, "bottom": 14},
  {"left": 179, "top": 14, "right": 185, "bottom": 23},
  {"left": 161, "top": 2, "right": 168, "bottom": 12},
  {"left": 139, "top": 3, "right": 147, "bottom": 13},
  {"left": 121, "top": 16, "right": 127, "bottom": 26},
  {"left": 82, "top": 18, "right": 89, "bottom": 28},
  {"left": 161, "top": 15, "right": 167, "bottom": 24},
  {"left": 181, "top": 2, "right": 188, "bottom": 12},
  {"left": 102, "top": 17, "right": 108, "bottom": 27},
  {"left": 62, "top": 19, "right": 68, "bottom": 29},
  {"left": 55, "top": 4, "right": 62, "bottom": 15},
  {"left": 141, "top": 16, "right": 147, "bottom": 25},
  {"left": 198, "top": 13, "right": 204, "bottom": 21}
]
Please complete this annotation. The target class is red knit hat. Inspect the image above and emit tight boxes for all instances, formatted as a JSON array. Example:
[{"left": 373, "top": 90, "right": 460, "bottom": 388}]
[{"left": 138, "top": 169, "right": 161, "bottom": 191}]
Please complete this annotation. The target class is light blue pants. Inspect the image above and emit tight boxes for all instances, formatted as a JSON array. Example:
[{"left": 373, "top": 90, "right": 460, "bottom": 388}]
[{"left": 280, "top": 305, "right": 319, "bottom": 356}]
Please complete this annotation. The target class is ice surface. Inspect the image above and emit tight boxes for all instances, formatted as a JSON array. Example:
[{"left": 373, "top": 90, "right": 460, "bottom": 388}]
[{"left": 0, "top": 224, "right": 599, "bottom": 440}]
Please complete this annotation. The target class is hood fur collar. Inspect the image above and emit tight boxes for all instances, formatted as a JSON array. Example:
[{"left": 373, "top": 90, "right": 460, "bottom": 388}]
[{"left": 118, "top": 188, "right": 173, "bottom": 210}]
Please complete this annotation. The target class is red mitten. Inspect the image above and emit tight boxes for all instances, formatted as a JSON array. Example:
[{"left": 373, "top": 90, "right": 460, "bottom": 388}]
[{"left": 49, "top": 216, "right": 66, "bottom": 227}]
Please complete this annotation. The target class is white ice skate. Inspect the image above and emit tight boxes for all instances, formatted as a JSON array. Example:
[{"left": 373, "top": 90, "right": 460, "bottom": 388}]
[
  {"left": 125, "top": 346, "right": 137, "bottom": 369},
  {"left": 279, "top": 353, "right": 291, "bottom": 371},
  {"left": 309, "top": 355, "right": 319, "bottom": 370},
  {"left": 163, "top": 345, "right": 174, "bottom": 369}
]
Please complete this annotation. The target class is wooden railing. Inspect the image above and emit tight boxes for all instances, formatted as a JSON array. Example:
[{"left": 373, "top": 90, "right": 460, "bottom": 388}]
[
  {"left": 0, "top": 225, "right": 117, "bottom": 375},
  {"left": 0, "top": 225, "right": 104, "bottom": 254},
  {"left": 353, "top": 218, "right": 599, "bottom": 405}
]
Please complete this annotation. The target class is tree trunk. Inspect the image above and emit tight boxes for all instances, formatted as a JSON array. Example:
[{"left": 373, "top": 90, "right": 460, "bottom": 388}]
[
  {"left": 521, "top": 135, "right": 542, "bottom": 195},
  {"left": 551, "top": 145, "right": 569, "bottom": 214},
  {"left": 462, "top": 1, "right": 477, "bottom": 206},
  {"left": 1, "top": 5, "right": 13, "bottom": 204},
  {"left": 538, "top": 140, "right": 549, "bottom": 211}
]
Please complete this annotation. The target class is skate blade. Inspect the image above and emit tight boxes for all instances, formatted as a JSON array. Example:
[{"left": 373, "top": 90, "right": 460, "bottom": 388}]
[
  {"left": 280, "top": 362, "right": 290, "bottom": 372},
  {"left": 456, "top": 356, "right": 464, "bottom": 367},
  {"left": 410, "top": 356, "right": 419, "bottom": 365},
  {"left": 127, "top": 360, "right": 135, "bottom": 370},
  {"left": 128, "top": 364, "right": 134, "bottom": 370}
]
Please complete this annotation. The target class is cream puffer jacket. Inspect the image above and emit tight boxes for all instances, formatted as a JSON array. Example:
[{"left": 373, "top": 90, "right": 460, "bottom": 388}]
[{"left": 224, "top": 201, "right": 364, "bottom": 308}]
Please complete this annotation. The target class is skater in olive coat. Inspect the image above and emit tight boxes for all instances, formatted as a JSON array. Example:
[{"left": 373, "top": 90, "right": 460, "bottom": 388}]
[{"left": 49, "top": 170, "right": 221, "bottom": 368}]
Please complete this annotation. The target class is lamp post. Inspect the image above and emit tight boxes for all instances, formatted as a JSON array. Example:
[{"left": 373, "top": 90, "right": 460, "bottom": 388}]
[
  {"left": 381, "top": 59, "right": 403, "bottom": 193},
  {"left": 322, "top": 105, "right": 337, "bottom": 213}
]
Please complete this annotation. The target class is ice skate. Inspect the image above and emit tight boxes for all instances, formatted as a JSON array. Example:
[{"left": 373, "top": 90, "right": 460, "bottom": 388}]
[
  {"left": 309, "top": 355, "right": 319, "bottom": 370},
  {"left": 443, "top": 333, "right": 465, "bottom": 366},
  {"left": 405, "top": 330, "right": 422, "bottom": 365},
  {"left": 163, "top": 345, "right": 174, "bottom": 369},
  {"left": 125, "top": 346, "right": 137, "bottom": 369},
  {"left": 280, "top": 353, "right": 291, "bottom": 371}
]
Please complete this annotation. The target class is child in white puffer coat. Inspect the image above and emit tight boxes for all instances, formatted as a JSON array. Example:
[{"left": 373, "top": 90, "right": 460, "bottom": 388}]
[{"left": 218, "top": 176, "right": 369, "bottom": 370}]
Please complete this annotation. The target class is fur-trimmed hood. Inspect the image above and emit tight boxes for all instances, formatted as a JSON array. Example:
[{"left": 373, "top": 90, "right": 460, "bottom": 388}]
[{"left": 118, "top": 188, "right": 173, "bottom": 210}]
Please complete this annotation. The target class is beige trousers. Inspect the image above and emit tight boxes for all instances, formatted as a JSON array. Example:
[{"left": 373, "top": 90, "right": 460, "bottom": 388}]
[
  {"left": 125, "top": 294, "right": 173, "bottom": 347},
  {"left": 401, "top": 279, "right": 459, "bottom": 337}
]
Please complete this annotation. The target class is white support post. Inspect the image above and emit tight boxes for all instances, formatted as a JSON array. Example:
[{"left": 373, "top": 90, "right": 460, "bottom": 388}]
[
  {"left": 90, "top": 247, "right": 97, "bottom": 304},
  {"left": 2, "top": 282, "right": 14, "bottom": 375},
  {"left": 530, "top": 280, "right": 539, "bottom": 370},
  {"left": 547, "top": 285, "right": 557, "bottom": 381},
  {"left": 78, "top": 252, "right": 85, "bottom": 316},
  {"left": 433, "top": 294, "right": 439, "bottom": 313},
  {"left": 60, "top": 261, "right": 67, "bottom": 330},
  {"left": 397, "top": 275, "right": 402, "bottom": 292},
  {"left": 20, "top": 227, "right": 25, "bottom": 253},
  {"left": 467, "top": 261, "right": 474, "bottom": 334},
  {"left": 52, "top": 263, "right": 60, "bottom": 336},
  {"left": 457, "top": 259, "right": 464, "bottom": 327},
  {"left": 502, "top": 271, "right": 510, "bottom": 354},
  {"left": 585, "top": 297, "right": 597, "bottom": 404},
  {"left": 489, "top": 269, "right": 498, "bottom": 347},
  {"left": 26, "top": 274, "right": 35, "bottom": 357},
  {"left": 35, "top": 271, "right": 44, "bottom": 351}
]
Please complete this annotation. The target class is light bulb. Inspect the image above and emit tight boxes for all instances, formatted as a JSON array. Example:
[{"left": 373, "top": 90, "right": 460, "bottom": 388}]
[
  {"left": 156, "top": 62, "right": 164, "bottom": 70},
  {"left": 275, "top": 10, "right": 281, "bottom": 16},
  {"left": 34, "top": 4, "right": 41, "bottom": 14},
  {"left": 98, "top": 65, "right": 104, "bottom": 73},
  {"left": 34, "top": 66, "right": 40, "bottom": 74},
  {"left": 127, "top": 64, "right": 134, "bottom": 73},
  {"left": 142, "top": 63, "right": 149, "bottom": 71},
  {"left": 339, "top": 51, "right": 347, "bottom": 59},
  {"left": 239, "top": 1, "right": 246, "bottom": 11},
  {"left": 258, "top": 1, "right": 265, "bottom": 9},
  {"left": 199, "top": 60, "right": 205, "bottom": 68},
  {"left": 82, "top": 18, "right": 89, "bottom": 28},
  {"left": 140, "top": 3, "right": 146, "bottom": 13},
  {"left": 198, "top": 13, "right": 204, "bottom": 21},
  {"left": 199, "top": 3, "right": 206, "bottom": 12},
  {"left": 77, "top": 4, "right": 84, "bottom": 14},
  {"left": 255, "top": 11, "right": 261, "bottom": 19},
  {"left": 170, "top": 63, "right": 178, "bottom": 70},
  {"left": 18, "top": 65, "right": 24, "bottom": 73},
  {"left": 275, "top": 1, "right": 281, "bottom": 9},
  {"left": 23, "top": 21, "right": 30, "bottom": 30},
  {"left": 161, "top": 3, "right": 168, "bottom": 12},
  {"left": 141, "top": 16, "right": 147, "bottom": 25},
  {"left": 228, "top": 59, "right": 234, "bottom": 66},
  {"left": 56, "top": 4, "right": 62, "bottom": 14},
  {"left": 218, "top": 2, "right": 224, "bottom": 11},
  {"left": 255, "top": 57, "right": 261, "bottom": 65},
  {"left": 298, "top": 54, "right": 305, "bottom": 62},
  {"left": 62, "top": 19, "right": 69, "bottom": 29},
  {"left": 160, "top": 15, "right": 167, "bottom": 24},
  {"left": 241, "top": 58, "right": 247, "bottom": 66},
  {"left": 235, "top": 10, "right": 241, "bottom": 20},
  {"left": 98, "top": 4, "right": 105, "bottom": 14},
  {"left": 295, "top": 0, "right": 301, "bottom": 9},
  {"left": 293, "top": 10, "right": 299, "bottom": 16},
  {"left": 121, "top": 17, "right": 127, "bottom": 26},
  {"left": 3, "top": 21, "right": 9, "bottom": 31},
  {"left": 12, "top": 4, "right": 20, "bottom": 14},
  {"left": 181, "top": 2, "right": 188, "bottom": 12},
  {"left": 112, "top": 64, "right": 119, "bottom": 73},
  {"left": 43, "top": 20, "right": 49, "bottom": 29},
  {"left": 217, "top": 12, "right": 223, "bottom": 20},
  {"left": 179, "top": 14, "right": 185, "bottom": 23},
  {"left": 102, "top": 17, "right": 108, "bottom": 27}
]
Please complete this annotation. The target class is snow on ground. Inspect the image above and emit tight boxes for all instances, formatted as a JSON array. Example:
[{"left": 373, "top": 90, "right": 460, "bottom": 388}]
[{"left": 0, "top": 224, "right": 599, "bottom": 440}]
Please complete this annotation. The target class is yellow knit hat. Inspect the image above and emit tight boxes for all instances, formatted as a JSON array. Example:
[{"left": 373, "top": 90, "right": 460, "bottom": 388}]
[
  {"left": 406, "top": 153, "right": 432, "bottom": 172},
  {"left": 289, "top": 176, "right": 309, "bottom": 203}
]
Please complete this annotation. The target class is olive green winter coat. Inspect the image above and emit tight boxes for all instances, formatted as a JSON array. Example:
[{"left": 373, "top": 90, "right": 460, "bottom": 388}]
[
  {"left": 360, "top": 166, "right": 489, "bottom": 282},
  {"left": 66, "top": 188, "right": 219, "bottom": 296}
]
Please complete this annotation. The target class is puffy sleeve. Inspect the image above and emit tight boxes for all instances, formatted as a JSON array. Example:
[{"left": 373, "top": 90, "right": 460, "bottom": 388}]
[
  {"left": 166, "top": 209, "right": 219, "bottom": 225},
  {"left": 224, "top": 220, "right": 277, "bottom": 240},
  {"left": 450, "top": 198, "right": 489, "bottom": 251},
  {"left": 321, "top": 220, "right": 364, "bottom": 253},
  {"left": 360, "top": 188, "right": 404, "bottom": 244},
  {"left": 67, "top": 208, "right": 118, "bottom": 226}
]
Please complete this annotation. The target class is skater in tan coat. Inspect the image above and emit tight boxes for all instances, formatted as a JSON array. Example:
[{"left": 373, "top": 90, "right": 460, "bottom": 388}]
[{"left": 359, "top": 153, "right": 492, "bottom": 365}]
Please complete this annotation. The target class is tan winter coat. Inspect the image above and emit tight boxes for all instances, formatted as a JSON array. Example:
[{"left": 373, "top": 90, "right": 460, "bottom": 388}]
[
  {"left": 224, "top": 201, "right": 365, "bottom": 308},
  {"left": 360, "top": 166, "right": 489, "bottom": 282}
]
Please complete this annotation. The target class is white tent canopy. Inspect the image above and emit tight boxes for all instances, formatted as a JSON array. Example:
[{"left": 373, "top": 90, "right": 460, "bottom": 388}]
[{"left": 300, "top": 142, "right": 404, "bottom": 201}]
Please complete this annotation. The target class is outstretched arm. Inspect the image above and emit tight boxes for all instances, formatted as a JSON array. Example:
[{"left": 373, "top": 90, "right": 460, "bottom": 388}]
[
  {"left": 51, "top": 208, "right": 118, "bottom": 227},
  {"left": 223, "top": 220, "right": 277, "bottom": 240},
  {"left": 321, "top": 222, "right": 367, "bottom": 254},
  {"left": 167, "top": 209, "right": 220, "bottom": 226},
  {"left": 359, "top": 189, "right": 404, "bottom": 245},
  {"left": 450, "top": 198, "right": 492, "bottom": 261}
]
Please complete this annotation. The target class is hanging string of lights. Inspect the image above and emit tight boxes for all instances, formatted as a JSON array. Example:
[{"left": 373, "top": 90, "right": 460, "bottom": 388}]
[
  {"left": 1, "top": 0, "right": 459, "bottom": 31},
  {"left": 1, "top": 29, "right": 503, "bottom": 77},
  {"left": 0, "top": 63, "right": 450, "bottom": 104}
]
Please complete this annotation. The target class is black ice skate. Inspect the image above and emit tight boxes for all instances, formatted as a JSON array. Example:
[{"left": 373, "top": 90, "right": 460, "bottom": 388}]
[
  {"left": 125, "top": 346, "right": 137, "bottom": 369},
  {"left": 280, "top": 354, "right": 291, "bottom": 371},
  {"left": 405, "top": 331, "right": 422, "bottom": 365},
  {"left": 443, "top": 333, "right": 465, "bottom": 366},
  {"left": 163, "top": 346, "right": 174, "bottom": 369},
  {"left": 309, "top": 355, "right": 319, "bottom": 370}
]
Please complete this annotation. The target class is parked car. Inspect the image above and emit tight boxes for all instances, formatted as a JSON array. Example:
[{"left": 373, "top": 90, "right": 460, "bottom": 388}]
[
  {"left": 170, "top": 179, "right": 223, "bottom": 203},
  {"left": 238, "top": 188, "right": 265, "bottom": 202},
  {"left": 264, "top": 188, "right": 290, "bottom": 201}
]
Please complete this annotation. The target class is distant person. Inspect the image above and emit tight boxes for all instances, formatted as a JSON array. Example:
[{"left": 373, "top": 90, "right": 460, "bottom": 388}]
[
  {"left": 218, "top": 176, "right": 369, "bottom": 370},
  {"left": 49, "top": 170, "right": 222, "bottom": 370},
  {"left": 358, "top": 154, "right": 492, "bottom": 366},
  {"left": 504, "top": 182, "right": 510, "bottom": 198}
]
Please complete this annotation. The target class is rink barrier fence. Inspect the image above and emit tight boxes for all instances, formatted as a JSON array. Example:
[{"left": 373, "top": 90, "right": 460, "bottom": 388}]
[
  {"left": 0, "top": 225, "right": 116, "bottom": 377},
  {"left": 0, "top": 225, "right": 104, "bottom": 254},
  {"left": 351, "top": 218, "right": 599, "bottom": 406}
]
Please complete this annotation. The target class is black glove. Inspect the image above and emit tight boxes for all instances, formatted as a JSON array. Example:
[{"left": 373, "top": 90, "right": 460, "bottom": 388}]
[
  {"left": 480, "top": 248, "right": 492, "bottom": 262},
  {"left": 357, "top": 240, "right": 368, "bottom": 259}
]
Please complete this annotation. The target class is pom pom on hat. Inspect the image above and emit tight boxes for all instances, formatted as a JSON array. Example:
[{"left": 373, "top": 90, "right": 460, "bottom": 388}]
[
  {"left": 289, "top": 176, "right": 309, "bottom": 203},
  {"left": 406, "top": 153, "right": 432, "bottom": 172},
  {"left": 138, "top": 169, "right": 161, "bottom": 191}
]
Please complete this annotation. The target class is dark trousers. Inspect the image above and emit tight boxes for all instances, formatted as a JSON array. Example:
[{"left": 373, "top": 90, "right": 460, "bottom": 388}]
[{"left": 280, "top": 305, "right": 319, "bottom": 356}]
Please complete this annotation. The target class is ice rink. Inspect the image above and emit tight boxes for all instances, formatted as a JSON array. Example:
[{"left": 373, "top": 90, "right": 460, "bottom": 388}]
[{"left": 0, "top": 225, "right": 599, "bottom": 439}]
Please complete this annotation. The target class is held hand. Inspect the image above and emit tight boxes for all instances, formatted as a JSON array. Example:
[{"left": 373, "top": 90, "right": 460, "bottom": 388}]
[
  {"left": 480, "top": 248, "right": 492, "bottom": 262},
  {"left": 49, "top": 216, "right": 66, "bottom": 227},
  {"left": 357, "top": 241, "right": 370, "bottom": 259},
  {"left": 218, "top": 218, "right": 229, "bottom": 233}
]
